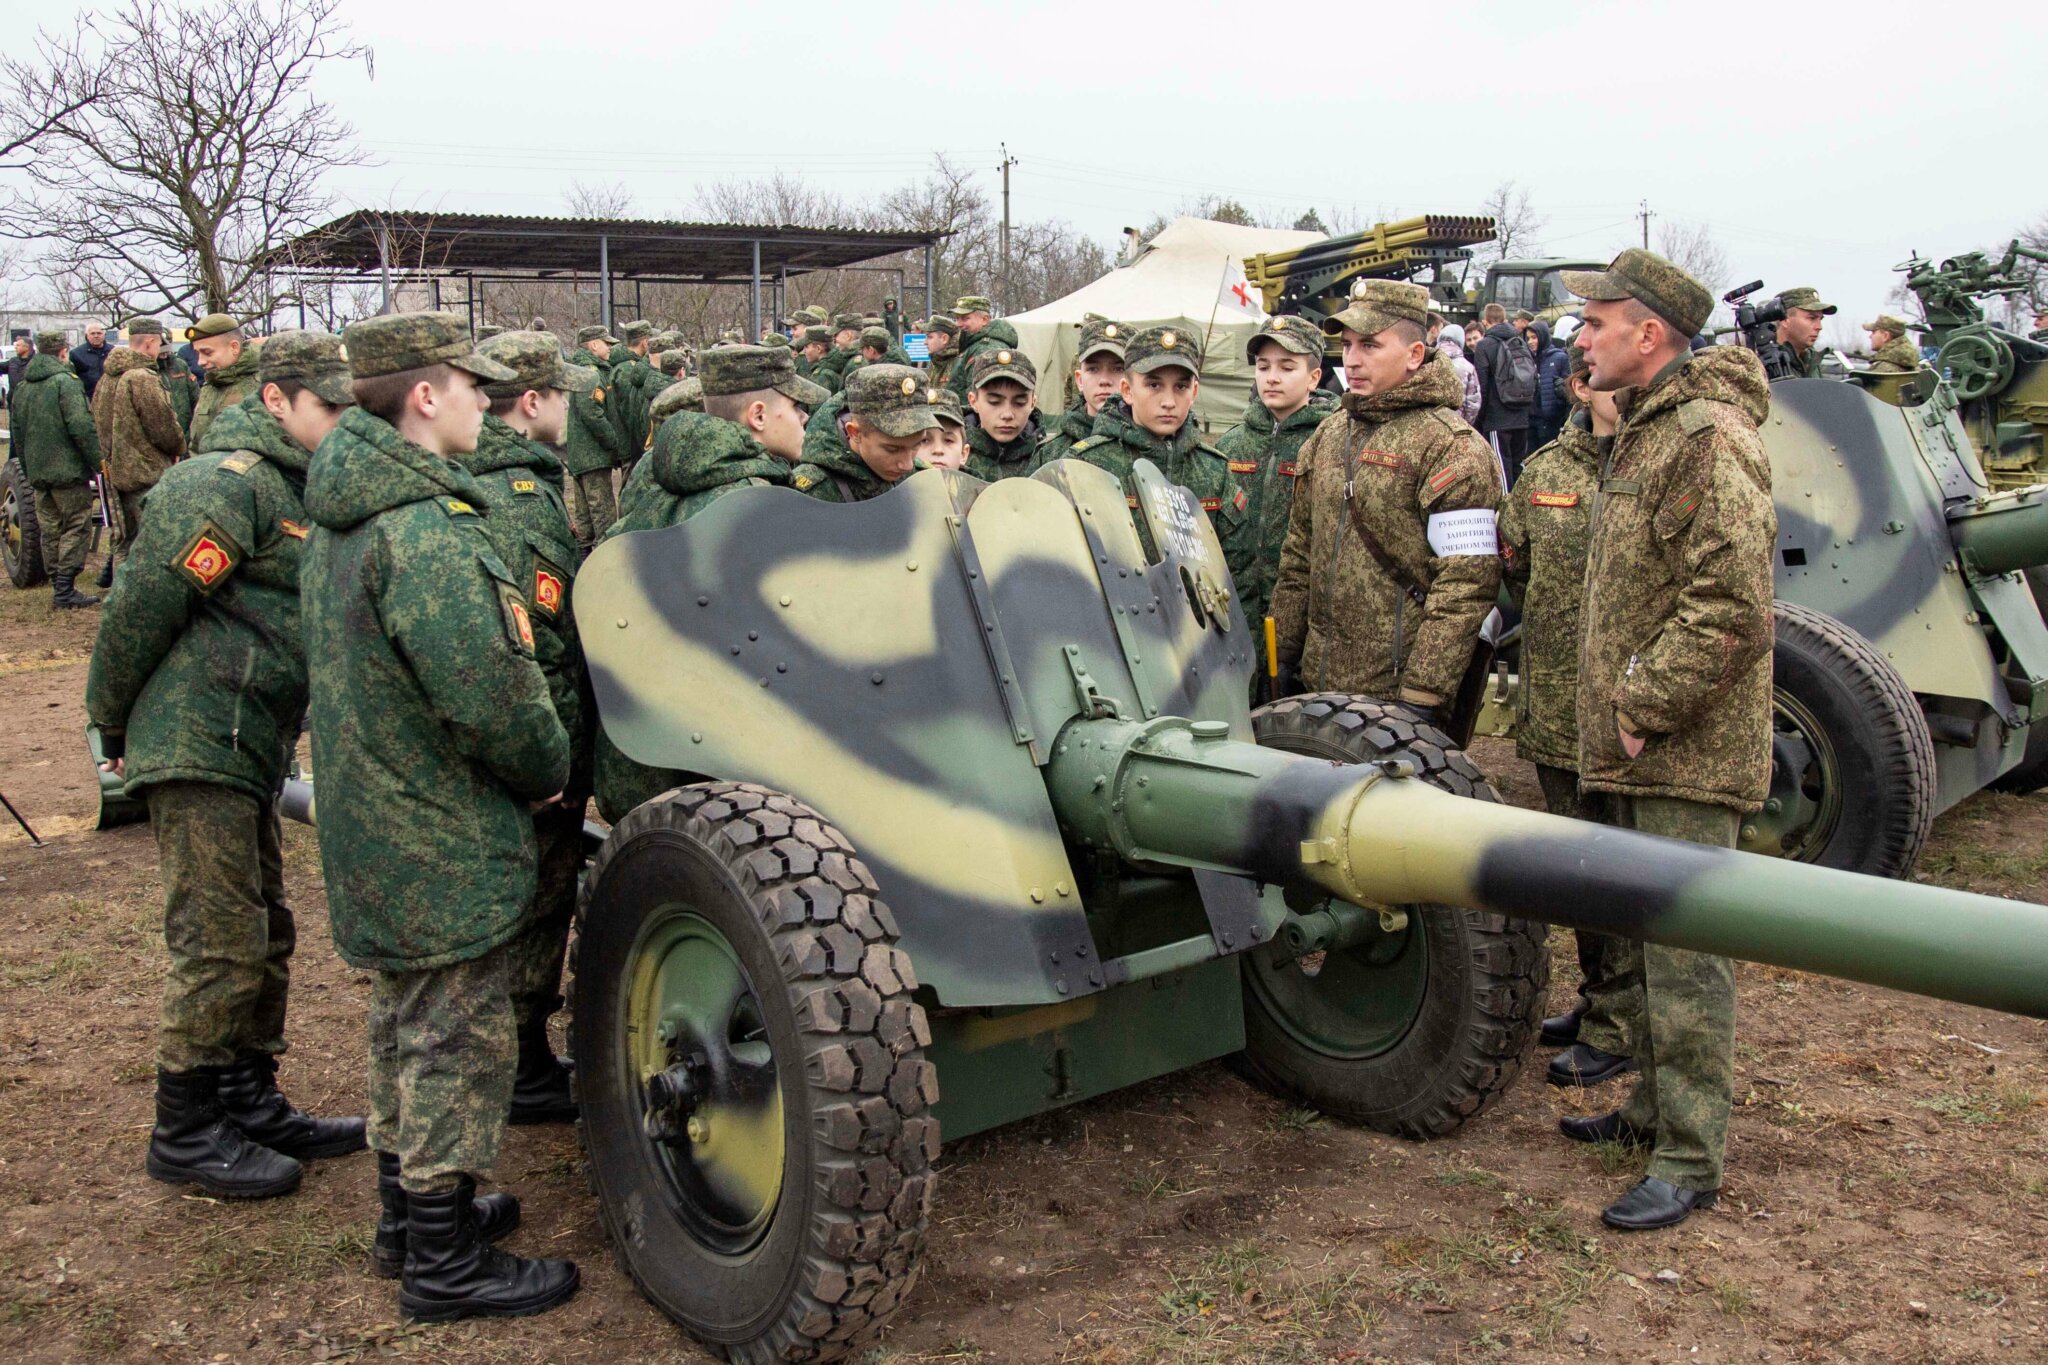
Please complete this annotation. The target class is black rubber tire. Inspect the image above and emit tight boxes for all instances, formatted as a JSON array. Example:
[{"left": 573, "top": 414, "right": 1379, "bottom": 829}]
[
  {"left": 1993, "top": 570, "right": 2048, "bottom": 794},
  {"left": 1770, "top": 601, "right": 1935, "bottom": 876},
  {"left": 1240, "top": 693, "right": 1549, "bottom": 1140},
  {"left": 572, "top": 782, "right": 937, "bottom": 1363},
  {"left": 2, "top": 457, "right": 46, "bottom": 589}
]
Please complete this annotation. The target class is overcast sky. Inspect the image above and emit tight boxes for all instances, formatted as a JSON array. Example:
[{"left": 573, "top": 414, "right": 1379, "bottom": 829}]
[{"left": 38, "top": 0, "right": 2048, "bottom": 343}]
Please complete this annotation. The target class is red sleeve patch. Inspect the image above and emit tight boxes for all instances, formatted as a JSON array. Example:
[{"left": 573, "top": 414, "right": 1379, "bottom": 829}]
[
  {"left": 1357, "top": 449, "right": 1403, "bottom": 469},
  {"left": 533, "top": 564, "right": 565, "bottom": 618},
  {"left": 176, "top": 524, "right": 241, "bottom": 591},
  {"left": 1426, "top": 466, "right": 1459, "bottom": 494},
  {"left": 1231, "top": 488, "right": 1248, "bottom": 512},
  {"left": 1278, "top": 461, "right": 1300, "bottom": 477},
  {"left": 1199, "top": 497, "right": 1222, "bottom": 512}
]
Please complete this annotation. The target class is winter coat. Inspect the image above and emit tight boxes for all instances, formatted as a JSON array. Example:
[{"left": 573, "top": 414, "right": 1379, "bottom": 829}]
[
  {"left": 11, "top": 353, "right": 101, "bottom": 488},
  {"left": 1498, "top": 414, "right": 1602, "bottom": 771},
  {"left": 189, "top": 342, "right": 261, "bottom": 449},
  {"left": 70, "top": 339, "right": 113, "bottom": 399},
  {"left": 963, "top": 415, "right": 1043, "bottom": 482},
  {"left": 1473, "top": 321, "right": 1532, "bottom": 433},
  {"left": 93, "top": 347, "right": 186, "bottom": 493},
  {"left": 559, "top": 352, "right": 624, "bottom": 475},
  {"left": 158, "top": 350, "right": 199, "bottom": 432},
  {"left": 1435, "top": 331, "right": 1483, "bottom": 425},
  {"left": 1036, "top": 398, "right": 1097, "bottom": 467}
]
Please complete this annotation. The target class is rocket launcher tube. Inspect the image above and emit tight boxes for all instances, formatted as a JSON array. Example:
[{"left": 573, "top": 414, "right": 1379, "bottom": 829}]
[{"left": 1043, "top": 716, "right": 2048, "bottom": 1020}]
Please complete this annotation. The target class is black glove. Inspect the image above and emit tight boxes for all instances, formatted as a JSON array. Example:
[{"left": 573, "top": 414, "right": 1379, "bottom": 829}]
[{"left": 1393, "top": 699, "right": 1439, "bottom": 728}]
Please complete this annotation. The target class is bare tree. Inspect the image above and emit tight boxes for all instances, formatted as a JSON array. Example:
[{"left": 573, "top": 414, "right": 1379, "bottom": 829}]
[
  {"left": 566, "top": 179, "right": 635, "bottom": 220},
  {"left": 1475, "top": 181, "right": 1545, "bottom": 265},
  {"left": 0, "top": 0, "right": 370, "bottom": 319},
  {"left": 1656, "top": 220, "right": 1731, "bottom": 299}
]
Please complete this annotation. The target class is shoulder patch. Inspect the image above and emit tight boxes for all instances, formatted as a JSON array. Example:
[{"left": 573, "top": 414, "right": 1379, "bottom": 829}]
[
  {"left": 1666, "top": 487, "right": 1703, "bottom": 526},
  {"left": 1278, "top": 461, "right": 1301, "bottom": 477},
  {"left": 176, "top": 522, "right": 242, "bottom": 592},
  {"left": 1426, "top": 466, "right": 1460, "bottom": 494},
  {"left": 1072, "top": 435, "right": 1108, "bottom": 454},
  {"left": 443, "top": 499, "right": 477, "bottom": 518},
  {"left": 1678, "top": 399, "right": 1719, "bottom": 437},
  {"left": 1357, "top": 448, "right": 1403, "bottom": 470},
  {"left": 510, "top": 477, "right": 538, "bottom": 495},
  {"left": 593, "top": 387, "right": 606, "bottom": 403},
  {"left": 532, "top": 558, "right": 567, "bottom": 619},
  {"left": 278, "top": 518, "right": 309, "bottom": 539},
  {"left": 218, "top": 453, "right": 261, "bottom": 475},
  {"left": 1231, "top": 487, "right": 1248, "bottom": 512},
  {"left": 793, "top": 473, "right": 815, "bottom": 490},
  {"left": 1199, "top": 497, "right": 1222, "bottom": 512}
]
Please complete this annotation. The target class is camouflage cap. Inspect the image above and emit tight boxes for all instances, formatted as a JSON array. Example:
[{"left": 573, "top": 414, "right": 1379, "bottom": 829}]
[
  {"left": 342, "top": 311, "right": 518, "bottom": 383},
  {"left": 762, "top": 331, "right": 792, "bottom": 348},
  {"left": 34, "top": 328, "right": 67, "bottom": 353},
  {"left": 478, "top": 329, "right": 600, "bottom": 399},
  {"left": 831, "top": 312, "right": 864, "bottom": 333},
  {"left": 1247, "top": 314, "right": 1325, "bottom": 363},
  {"left": 649, "top": 375, "right": 704, "bottom": 422},
  {"left": 1778, "top": 287, "right": 1837, "bottom": 317},
  {"left": 794, "top": 305, "right": 829, "bottom": 327},
  {"left": 967, "top": 346, "right": 1037, "bottom": 391},
  {"left": 1323, "top": 280, "right": 1432, "bottom": 339},
  {"left": 1867, "top": 313, "right": 1911, "bottom": 336},
  {"left": 575, "top": 325, "right": 619, "bottom": 346},
  {"left": 620, "top": 319, "right": 655, "bottom": 344},
  {"left": 1513, "top": 308, "right": 1536, "bottom": 323},
  {"left": 925, "top": 385, "right": 964, "bottom": 427},
  {"left": 184, "top": 312, "right": 240, "bottom": 342},
  {"left": 857, "top": 325, "right": 893, "bottom": 352},
  {"left": 1124, "top": 325, "right": 1203, "bottom": 377},
  {"left": 950, "top": 294, "right": 994, "bottom": 316},
  {"left": 798, "top": 326, "right": 835, "bottom": 349},
  {"left": 656, "top": 348, "right": 691, "bottom": 376},
  {"left": 699, "top": 343, "right": 830, "bottom": 406},
  {"left": 1076, "top": 316, "right": 1129, "bottom": 362},
  {"left": 651, "top": 330, "right": 684, "bottom": 352},
  {"left": 1561, "top": 249, "right": 1714, "bottom": 339},
  {"left": 924, "top": 314, "right": 960, "bottom": 338},
  {"left": 126, "top": 317, "right": 166, "bottom": 338},
  {"left": 846, "top": 364, "right": 947, "bottom": 438},
  {"left": 258, "top": 329, "right": 355, "bottom": 407}
]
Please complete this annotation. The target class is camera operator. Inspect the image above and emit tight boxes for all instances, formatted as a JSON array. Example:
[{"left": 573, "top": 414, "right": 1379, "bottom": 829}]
[{"left": 1773, "top": 287, "right": 1835, "bottom": 379}]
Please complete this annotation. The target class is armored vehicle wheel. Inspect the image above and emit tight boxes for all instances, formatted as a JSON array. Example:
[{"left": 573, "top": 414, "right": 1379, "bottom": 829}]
[
  {"left": 1240, "top": 694, "right": 1548, "bottom": 1139},
  {"left": 572, "top": 782, "right": 937, "bottom": 1363},
  {"left": 2, "top": 458, "right": 46, "bottom": 589},
  {"left": 1747, "top": 602, "right": 1935, "bottom": 877}
]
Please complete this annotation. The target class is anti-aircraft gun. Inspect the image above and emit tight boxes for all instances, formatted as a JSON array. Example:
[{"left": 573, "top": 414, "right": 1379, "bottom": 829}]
[
  {"left": 1896, "top": 240, "right": 2048, "bottom": 489},
  {"left": 548, "top": 458, "right": 2048, "bottom": 1362}
]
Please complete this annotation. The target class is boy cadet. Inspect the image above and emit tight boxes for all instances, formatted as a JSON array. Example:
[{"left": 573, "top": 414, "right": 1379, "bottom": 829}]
[
  {"left": 1499, "top": 351, "right": 1635, "bottom": 1089},
  {"left": 595, "top": 345, "right": 820, "bottom": 822},
  {"left": 919, "top": 389, "right": 969, "bottom": 470},
  {"left": 86, "top": 331, "right": 365, "bottom": 1198},
  {"left": 841, "top": 324, "right": 895, "bottom": 386},
  {"left": 1067, "top": 325, "right": 1213, "bottom": 498},
  {"left": 156, "top": 323, "right": 201, "bottom": 433},
  {"left": 922, "top": 314, "right": 963, "bottom": 388},
  {"left": 1562, "top": 249, "right": 1775, "bottom": 1231},
  {"left": 94, "top": 318, "right": 187, "bottom": 569},
  {"left": 607, "top": 320, "right": 657, "bottom": 459},
  {"left": 1865, "top": 314, "right": 1920, "bottom": 372},
  {"left": 1268, "top": 281, "right": 1501, "bottom": 716},
  {"left": 792, "top": 363, "right": 941, "bottom": 502},
  {"left": 1214, "top": 314, "right": 1339, "bottom": 689},
  {"left": 1038, "top": 316, "right": 1128, "bottom": 465},
  {"left": 301, "top": 312, "right": 578, "bottom": 1320},
  {"left": 646, "top": 367, "right": 704, "bottom": 430},
  {"left": 793, "top": 324, "right": 834, "bottom": 379},
  {"left": 962, "top": 347, "right": 1042, "bottom": 481},
  {"left": 560, "top": 332, "right": 625, "bottom": 548},
  {"left": 12, "top": 329, "right": 104, "bottom": 608},
  {"left": 186, "top": 313, "right": 262, "bottom": 448},
  {"left": 460, "top": 331, "right": 599, "bottom": 1126},
  {"left": 812, "top": 312, "right": 866, "bottom": 394}
]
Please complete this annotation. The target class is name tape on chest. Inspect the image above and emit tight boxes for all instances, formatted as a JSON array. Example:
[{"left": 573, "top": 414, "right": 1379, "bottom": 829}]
[
  {"left": 1357, "top": 448, "right": 1403, "bottom": 470},
  {"left": 1425, "top": 507, "right": 1500, "bottom": 558},
  {"left": 1529, "top": 491, "right": 1580, "bottom": 508},
  {"left": 1227, "top": 460, "right": 1259, "bottom": 474}
]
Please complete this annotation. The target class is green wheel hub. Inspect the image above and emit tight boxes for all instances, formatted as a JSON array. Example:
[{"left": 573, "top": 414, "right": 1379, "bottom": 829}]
[
  {"left": 627, "top": 909, "right": 784, "bottom": 1255},
  {"left": 1739, "top": 689, "right": 1839, "bottom": 862}
]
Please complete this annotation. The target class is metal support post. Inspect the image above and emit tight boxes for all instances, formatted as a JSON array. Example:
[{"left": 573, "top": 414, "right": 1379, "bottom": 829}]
[
  {"left": 749, "top": 239, "right": 762, "bottom": 340},
  {"left": 599, "top": 233, "right": 612, "bottom": 330}
]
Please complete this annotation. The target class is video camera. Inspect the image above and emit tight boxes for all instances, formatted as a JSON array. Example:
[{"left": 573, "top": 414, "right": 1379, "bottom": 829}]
[{"left": 1721, "top": 280, "right": 1799, "bottom": 380}]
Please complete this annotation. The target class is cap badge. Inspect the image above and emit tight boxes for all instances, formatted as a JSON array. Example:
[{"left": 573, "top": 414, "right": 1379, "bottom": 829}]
[
  {"left": 1103, "top": 325, "right": 1118, "bottom": 338},
  {"left": 900, "top": 376, "right": 917, "bottom": 395},
  {"left": 996, "top": 350, "right": 1011, "bottom": 364},
  {"left": 1161, "top": 331, "right": 1178, "bottom": 349},
  {"left": 926, "top": 388, "right": 941, "bottom": 404}
]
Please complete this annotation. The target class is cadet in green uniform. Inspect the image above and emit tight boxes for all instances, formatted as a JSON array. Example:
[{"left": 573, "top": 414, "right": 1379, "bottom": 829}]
[
  {"left": 1773, "top": 286, "right": 1834, "bottom": 379},
  {"left": 792, "top": 363, "right": 941, "bottom": 503},
  {"left": 595, "top": 345, "right": 821, "bottom": 822},
  {"left": 186, "top": 313, "right": 262, "bottom": 449},
  {"left": 646, "top": 365, "right": 703, "bottom": 431},
  {"left": 301, "top": 312, "right": 578, "bottom": 1320},
  {"left": 1269, "top": 281, "right": 1502, "bottom": 719},
  {"left": 962, "top": 347, "right": 1042, "bottom": 481},
  {"left": 560, "top": 326, "right": 625, "bottom": 548},
  {"left": 461, "top": 331, "right": 600, "bottom": 1127},
  {"left": 793, "top": 325, "right": 833, "bottom": 380},
  {"left": 1066, "top": 326, "right": 1215, "bottom": 499},
  {"left": 1865, "top": 313, "right": 1920, "bottom": 373},
  {"left": 158, "top": 334, "right": 200, "bottom": 434},
  {"left": 607, "top": 320, "right": 657, "bottom": 473},
  {"left": 12, "top": 330, "right": 104, "bottom": 607},
  {"left": 1213, "top": 314, "right": 1338, "bottom": 689},
  {"left": 1037, "top": 316, "right": 1128, "bottom": 465},
  {"left": 1499, "top": 353, "right": 1635, "bottom": 1088},
  {"left": 811, "top": 313, "right": 865, "bottom": 395},
  {"left": 86, "top": 331, "right": 366, "bottom": 1199},
  {"left": 922, "top": 314, "right": 963, "bottom": 389},
  {"left": 918, "top": 387, "right": 969, "bottom": 471},
  {"left": 944, "top": 295, "right": 1022, "bottom": 403},
  {"left": 1564, "top": 250, "right": 1777, "bottom": 1231}
]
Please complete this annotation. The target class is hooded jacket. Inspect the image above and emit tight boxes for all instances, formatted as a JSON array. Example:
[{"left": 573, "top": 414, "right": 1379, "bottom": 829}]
[
  {"left": 157, "top": 349, "right": 199, "bottom": 432},
  {"left": 1473, "top": 321, "right": 1532, "bottom": 433},
  {"left": 11, "top": 352, "right": 101, "bottom": 488},
  {"left": 301, "top": 407, "right": 570, "bottom": 970},
  {"left": 84, "top": 399, "right": 312, "bottom": 801},
  {"left": 94, "top": 346, "right": 186, "bottom": 492},
  {"left": 963, "top": 414, "right": 1042, "bottom": 482},
  {"left": 1434, "top": 330, "right": 1483, "bottom": 425},
  {"left": 1067, "top": 397, "right": 1209, "bottom": 499},
  {"left": 1531, "top": 322, "right": 1572, "bottom": 427},
  {"left": 1036, "top": 397, "right": 1097, "bottom": 467},
  {"left": 1499, "top": 413, "right": 1602, "bottom": 770},
  {"left": 559, "top": 352, "right": 624, "bottom": 476},
  {"left": 189, "top": 341, "right": 261, "bottom": 449},
  {"left": 1868, "top": 336, "right": 1921, "bottom": 373},
  {"left": 1577, "top": 346, "right": 1775, "bottom": 810},
  {"left": 1214, "top": 392, "right": 1340, "bottom": 666},
  {"left": 790, "top": 435, "right": 905, "bottom": 503},
  {"left": 605, "top": 347, "right": 656, "bottom": 461}
]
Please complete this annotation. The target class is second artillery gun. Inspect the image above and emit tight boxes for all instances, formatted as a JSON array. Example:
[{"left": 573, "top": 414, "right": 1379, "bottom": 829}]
[
  {"left": 560, "top": 457, "right": 2048, "bottom": 1362},
  {"left": 1894, "top": 239, "right": 2048, "bottom": 490}
]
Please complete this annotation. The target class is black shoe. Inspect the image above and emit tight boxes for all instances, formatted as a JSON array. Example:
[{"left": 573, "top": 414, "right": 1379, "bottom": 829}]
[
  {"left": 1558, "top": 1110, "right": 1655, "bottom": 1147},
  {"left": 96, "top": 557, "right": 115, "bottom": 590},
  {"left": 398, "top": 1177, "right": 578, "bottom": 1322},
  {"left": 216, "top": 1053, "right": 367, "bottom": 1160},
  {"left": 1601, "top": 1177, "right": 1717, "bottom": 1231},
  {"left": 50, "top": 572, "right": 101, "bottom": 609},
  {"left": 145, "top": 1067, "right": 302, "bottom": 1198},
  {"left": 1547, "top": 1042, "right": 1637, "bottom": 1088},
  {"left": 1539, "top": 1007, "right": 1583, "bottom": 1048},
  {"left": 371, "top": 1152, "right": 520, "bottom": 1279},
  {"left": 507, "top": 1014, "right": 577, "bottom": 1126}
]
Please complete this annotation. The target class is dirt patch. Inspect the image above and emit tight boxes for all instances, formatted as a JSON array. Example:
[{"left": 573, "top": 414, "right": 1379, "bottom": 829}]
[{"left": 3, "top": 588, "right": 2045, "bottom": 1363}]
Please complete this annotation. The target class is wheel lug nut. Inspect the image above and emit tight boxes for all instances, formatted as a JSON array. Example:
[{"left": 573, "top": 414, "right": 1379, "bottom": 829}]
[{"left": 687, "top": 1116, "right": 709, "bottom": 1144}]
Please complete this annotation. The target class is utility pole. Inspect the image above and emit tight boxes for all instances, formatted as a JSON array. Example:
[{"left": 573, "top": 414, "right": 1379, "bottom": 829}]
[
  {"left": 998, "top": 144, "right": 1018, "bottom": 314},
  {"left": 1637, "top": 199, "right": 1654, "bottom": 250}
]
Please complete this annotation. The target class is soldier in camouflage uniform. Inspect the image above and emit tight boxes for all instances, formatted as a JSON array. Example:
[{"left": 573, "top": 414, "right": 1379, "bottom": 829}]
[
  {"left": 1562, "top": 249, "right": 1776, "bottom": 1231},
  {"left": 461, "top": 332, "right": 601, "bottom": 1126},
  {"left": 1268, "top": 281, "right": 1501, "bottom": 718},
  {"left": 12, "top": 330, "right": 104, "bottom": 607},
  {"left": 560, "top": 325, "right": 625, "bottom": 548},
  {"left": 922, "top": 314, "right": 963, "bottom": 390},
  {"left": 811, "top": 312, "right": 866, "bottom": 395},
  {"left": 646, "top": 369, "right": 704, "bottom": 430},
  {"left": 919, "top": 387, "right": 969, "bottom": 471},
  {"left": 1037, "top": 316, "right": 1128, "bottom": 465},
  {"left": 87, "top": 331, "right": 366, "bottom": 1200},
  {"left": 1066, "top": 326, "right": 1215, "bottom": 498},
  {"left": 1864, "top": 314, "right": 1920, "bottom": 373},
  {"left": 157, "top": 331, "right": 200, "bottom": 434},
  {"left": 607, "top": 320, "right": 657, "bottom": 470},
  {"left": 944, "top": 295, "right": 1023, "bottom": 403},
  {"left": 793, "top": 324, "right": 833, "bottom": 380},
  {"left": 962, "top": 347, "right": 1043, "bottom": 481},
  {"left": 792, "top": 363, "right": 940, "bottom": 503},
  {"left": 1772, "top": 286, "right": 1834, "bottom": 379},
  {"left": 1500, "top": 352, "right": 1636, "bottom": 1089},
  {"left": 301, "top": 312, "right": 578, "bottom": 1320},
  {"left": 93, "top": 320, "right": 187, "bottom": 570},
  {"left": 186, "top": 314, "right": 262, "bottom": 449},
  {"left": 595, "top": 345, "right": 820, "bottom": 821}
]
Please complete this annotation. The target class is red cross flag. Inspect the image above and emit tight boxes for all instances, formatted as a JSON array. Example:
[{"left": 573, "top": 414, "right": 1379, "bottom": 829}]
[{"left": 1216, "top": 256, "right": 1265, "bottom": 318}]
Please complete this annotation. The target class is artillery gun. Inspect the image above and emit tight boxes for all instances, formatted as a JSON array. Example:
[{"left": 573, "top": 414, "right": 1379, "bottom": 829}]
[
  {"left": 1894, "top": 240, "right": 2048, "bottom": 490},
  {"left": 542, "top": 458, "right": 2048, "bottom": 1361}
]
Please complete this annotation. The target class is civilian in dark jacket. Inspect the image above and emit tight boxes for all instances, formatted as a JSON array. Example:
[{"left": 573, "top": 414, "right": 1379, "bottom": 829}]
[
  {"left": 1529, "top": 320, "right": 1572, "bottom": 449},
  {"left": 5, "top": 336, "right": 30, "bottom": 410},
  {"left": 178, "top": 339, "right": 205, "bottom": 384},
  {"left": 71, "top": 324, "right": 113, "bottom": 399},
  {"left": 1472, "top": 304, "right": 1534, "bottom": 486}
]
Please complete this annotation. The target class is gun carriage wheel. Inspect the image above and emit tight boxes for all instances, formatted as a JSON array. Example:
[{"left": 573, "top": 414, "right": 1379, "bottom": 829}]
[{"left": 1, "top": 457, "right": 46, "bottom": 589}]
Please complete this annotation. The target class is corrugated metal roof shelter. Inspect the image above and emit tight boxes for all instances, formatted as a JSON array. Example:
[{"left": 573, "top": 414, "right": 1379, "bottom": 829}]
[{"left": 269, "top": 210, "right": 949, "bottom": 336}]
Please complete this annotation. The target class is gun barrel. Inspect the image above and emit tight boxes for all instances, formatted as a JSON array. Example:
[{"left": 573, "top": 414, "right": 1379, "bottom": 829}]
[{"left": 1949, "top": 485, "right": 2048, "bottom": 577}]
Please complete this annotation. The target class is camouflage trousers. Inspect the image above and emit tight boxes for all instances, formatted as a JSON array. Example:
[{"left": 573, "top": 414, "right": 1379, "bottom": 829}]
[
  {"left": 1607, "top": 794, "right": 1739, "bottom": 1192},
  {"left": 113, "top": 487, "right": 148, "bottom": 561},
  {"left": 1533, "top": 765, "right": 1635, "bottom": 1056},
  {"left": 149, "top": 782, "right": 294, "bottom": 1071},
  {"left": 33, "top": 482, "right": 94, "bottom": 576},
  {"left": 509, "top": 800, "right": 586, "bottom": 1027},
  {"left": 563, "top": 469, "right": 617, "bottom": 549},
  {"left": 366, "top": 939, "right": 516, "bottom": 1195}
]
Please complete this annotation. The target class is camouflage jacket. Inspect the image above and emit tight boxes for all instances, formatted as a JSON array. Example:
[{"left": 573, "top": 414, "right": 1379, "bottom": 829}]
[
  {"left": 646, "top": 375, "right": 702, "bottom": 430},
  {"left": 458, "top": 415, "right": 588, "bottom": 792},
  {"left": 1067, "top": 399, "right": 1208, "bottom": 500},
  {"left": 812, "top": 346, "right": 856, "bottom": 395},
  {"left": 1213, "top": 393, "right": 1339, "bottom": 658},
  {"left": 188, "top": 344, "right": 260, "bottom": 450},
  {"left": 800, "top": 391, "right": 850, "bottom": 466},
  {"left": 963, "top": 415, "right": 1043, "bottom": 482},
  {"left": 302, "top": 407, "right": 569, "bottom": 971},
  {"left": 1868, "top": 337, "right": 1920, "bottom": 373},
  {"left": 94, "top": 347, "right": 186, "bottom": 492},
  {"left": 1270, "top": 353, "right": 1502, "bottom": 705},
  {"left": 158, "top": 350, "right": 199, "bottom": 432},
  {"left": 945, "top": 321, "right": 1021, "bottom": 401},
  {"left": 84, "top": 399, "right": 311, "bottom": 803},
  {"left": 11, "top": 353, "right": 100, "bottom": 488},
  {"left": 1499, "top": 415, "right": 1602, "bottom": 771},
  {"left": 607, "top": 351, "right": 656, "bottom": 461},
  {"left": 1578, "top": 347, "right": 1775, "bottom": 811},
  {"left": 1035, "top": 399, "right": 1096, "bottom": 467},
  {"left": 791, "top": 440, "right": 903, "bottom": 503},
  {"left": 595, "top": 412, "right": 790, "bottom": 822},
  {"left": 559, "top": 354, "right": 624, "bottom": 475}
]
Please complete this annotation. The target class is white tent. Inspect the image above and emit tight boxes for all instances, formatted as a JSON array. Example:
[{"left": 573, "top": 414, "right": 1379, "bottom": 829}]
[{"left": 1008, "top": 217, "right": 1327, "bottom": 436}]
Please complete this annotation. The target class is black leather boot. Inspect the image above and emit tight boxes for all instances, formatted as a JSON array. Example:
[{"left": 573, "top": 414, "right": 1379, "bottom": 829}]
[
  {"left": 1546, "top": 1042, "right": 1637, "bottom": 1088},
  {"left": 217, "top": 1053, "right": 368, "bottom": 1160},
  {"left": 507, "top": 1011, "right": 576, "bottom": 1126},
  {"left": 96, "top": 556, "right": 115, "bottom": 589},
  {"left": 146, "top": 1067, "right": 302, "bottom": 1198},
  {"left": 1559, "top": 1109, "right": 1656, "bottom": 1147},
  {"left": 371, "top": 1152, "right": 522, "bottom": 1279},
  {"left": 1601, "top": 1177, "right": 1717, "bottom": 1231},
  {"left": 51, "top": 572, "right": 100, "bottom": 609},
  {"left": 398, "top": 1177, "right": 578, "bottom": 1322},
  {"left": 1539, "top": 1007, "right": 1583, "bottom": 1047}
]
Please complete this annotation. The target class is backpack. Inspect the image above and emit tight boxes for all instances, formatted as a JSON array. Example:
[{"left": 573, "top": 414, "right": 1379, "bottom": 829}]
[{"left": 1489, "top": 333, "right": 1537, "bottom": 407}]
